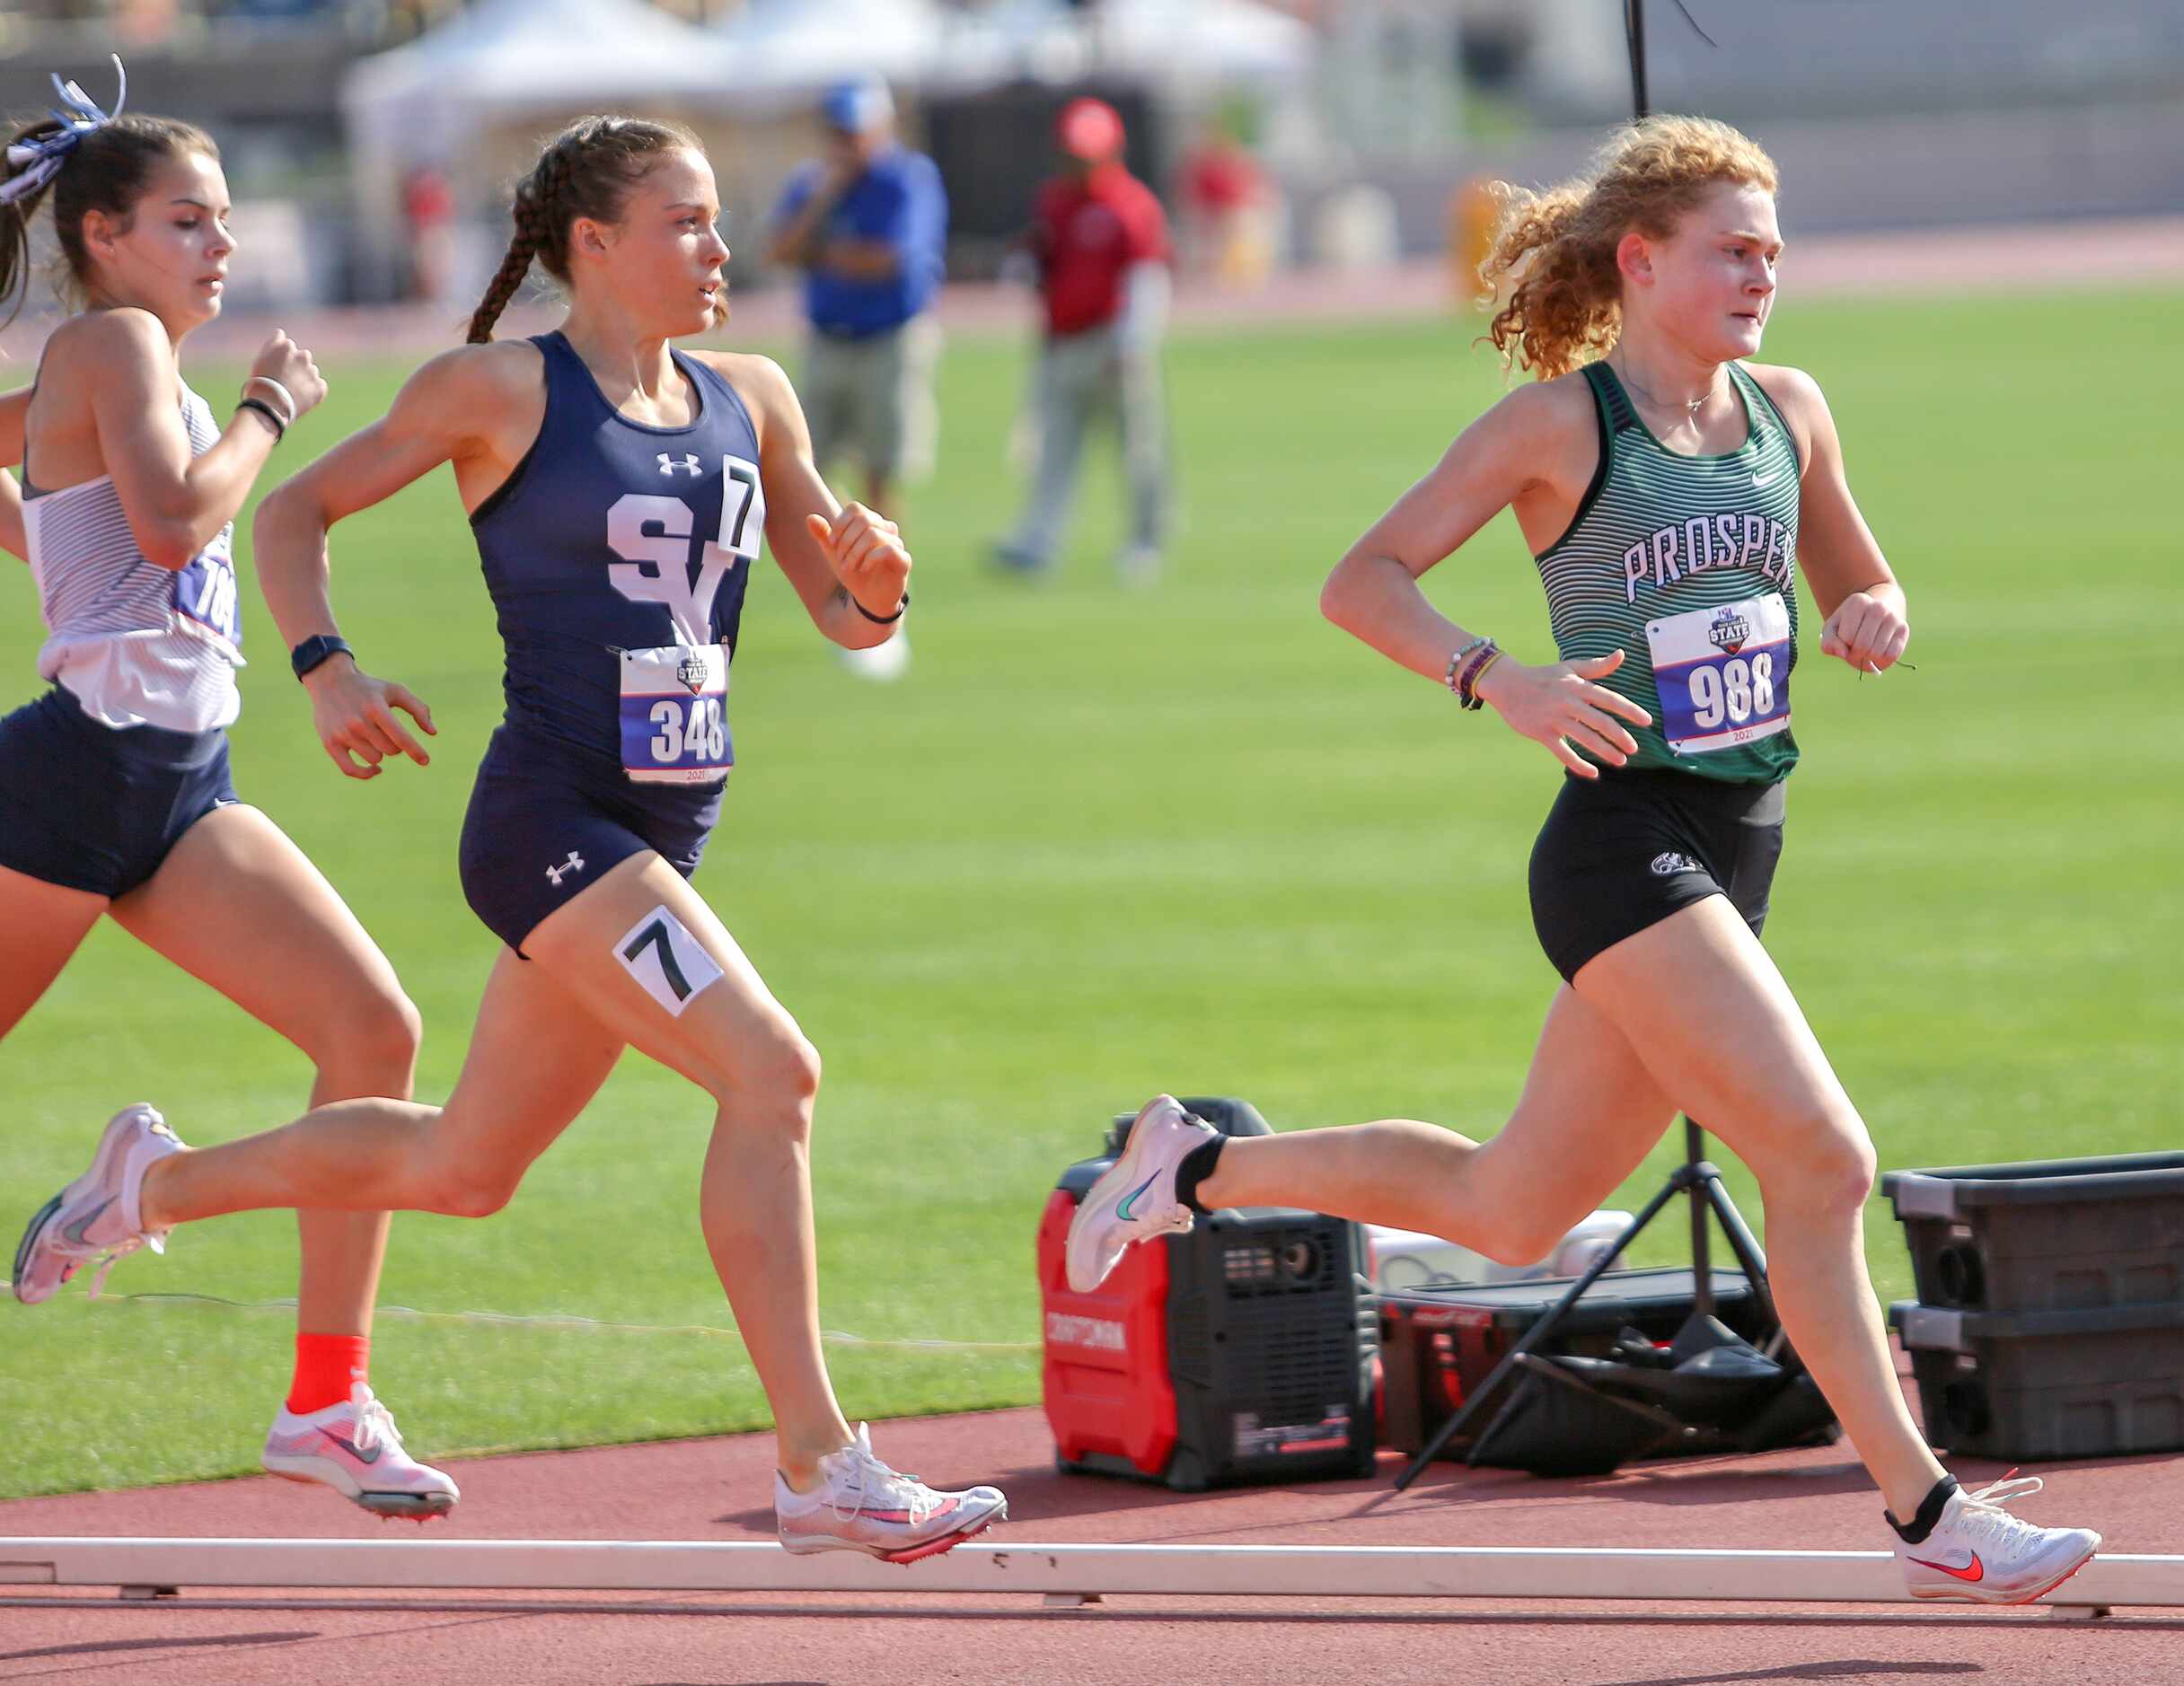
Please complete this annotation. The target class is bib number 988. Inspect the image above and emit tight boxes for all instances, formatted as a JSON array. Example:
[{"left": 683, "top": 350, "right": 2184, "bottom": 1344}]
[{"left": 1687, "top": 651, "right": 1776, "bottom": 731}]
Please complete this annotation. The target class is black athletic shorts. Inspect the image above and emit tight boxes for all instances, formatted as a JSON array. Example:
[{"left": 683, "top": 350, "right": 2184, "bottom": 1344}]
[
  {"left": 1528, "top": 767, "right": 1786, "bottom": 984},
  {"left": 0, "top": 685, "right": 237, "bottom": 899},
  {"left": 457, "top": 722, "right": 719, "bottom": 956}
]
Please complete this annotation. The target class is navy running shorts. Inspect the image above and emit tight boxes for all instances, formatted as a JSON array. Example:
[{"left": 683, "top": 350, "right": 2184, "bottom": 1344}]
[
  {"left": 457, "top": 723, "right": 720, "bottom": 956},
  {"left": 1528, "top": 767, "right": 1786, "bottom": 985},
  {"left": 0, "top": 685, "right": 237, "bottom": 899}
]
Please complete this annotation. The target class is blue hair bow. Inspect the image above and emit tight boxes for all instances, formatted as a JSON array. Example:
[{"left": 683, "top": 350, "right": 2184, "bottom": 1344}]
[{"left": 0, "top": 57, "right": 128, "bottom": 207}]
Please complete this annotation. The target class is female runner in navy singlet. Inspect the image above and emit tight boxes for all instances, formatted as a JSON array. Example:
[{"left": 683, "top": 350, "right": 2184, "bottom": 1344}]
[
  {"left": 0, "top": 64, "right": 456, "bottom": 1519},
  {"left": 17, "top": 115, "right": 1006, "bottom": 1559}
]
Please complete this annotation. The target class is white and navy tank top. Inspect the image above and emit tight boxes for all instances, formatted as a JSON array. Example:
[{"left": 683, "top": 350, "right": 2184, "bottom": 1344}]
[{"left": 23, "top": 377, "right": 245, "bottom": 733}]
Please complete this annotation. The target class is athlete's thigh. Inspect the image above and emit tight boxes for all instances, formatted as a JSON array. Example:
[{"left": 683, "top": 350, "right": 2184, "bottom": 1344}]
[
  {"left": 519, "top": 851, "right": 804, "bottom": 1096},
  {"left": 0, "top": 861, "right": 106, "bottom": 1037},
  {"left": 429, "top": 945, "right": 626, "bottom": 1176},
  {"left": 105, "top": 803, "right": 408, "bottom": 1053},
  {"left": 1572, "top": 893, "right": 1854, "bottom": 1160},
  {"left": 1467, "top": 982, "right": 1680, "bottom": 1216}
]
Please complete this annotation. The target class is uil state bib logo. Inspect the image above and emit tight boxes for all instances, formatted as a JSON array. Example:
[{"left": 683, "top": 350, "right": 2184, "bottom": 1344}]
[
  {"left": 675, "top": 653, "right": 709, "bottom": 694},
  {"left": 1707, "top": 606, "right": 1752, "bottom": 654}
]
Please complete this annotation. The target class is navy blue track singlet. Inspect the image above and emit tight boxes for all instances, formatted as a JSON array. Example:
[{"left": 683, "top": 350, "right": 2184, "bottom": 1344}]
[{"left": 470, "top": 331, "right": 767, "bottom": 768}]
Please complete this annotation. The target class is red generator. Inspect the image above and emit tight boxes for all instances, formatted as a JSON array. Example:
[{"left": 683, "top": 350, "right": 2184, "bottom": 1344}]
[{"left": 1038, "top": 1097, "right": 1378, "bottom": 1490}]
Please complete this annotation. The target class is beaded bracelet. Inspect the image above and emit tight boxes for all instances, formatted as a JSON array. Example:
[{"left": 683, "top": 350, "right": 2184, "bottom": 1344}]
[
  {"left": 1453, "top": 638, "right": 1502, "bottom": 710},
  {"left": 1443, "top": 635, "right": 1491, "bottom": 695}
]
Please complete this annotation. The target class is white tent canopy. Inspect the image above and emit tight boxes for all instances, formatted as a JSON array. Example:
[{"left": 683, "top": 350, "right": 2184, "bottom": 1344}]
[
  {"left": 342, "top": 0, "right": 730, "bottom": 168},
  {"left": 339, "top": 0, "right": 733, "bottom": 296},
  {"left": 978, "top": 0, "right": 1313, "bottom": 87},
  {"left": 710, "top": 0, "right": 1311, "bottom": 98},
  {"left": 709, "top": 0, "right": 1012, "bottom": 98}
]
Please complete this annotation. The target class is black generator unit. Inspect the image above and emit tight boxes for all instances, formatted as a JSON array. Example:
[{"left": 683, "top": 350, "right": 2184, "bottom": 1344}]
[{"left": 1039, "top": 1097, "right": 1378, "bottom": 1490}]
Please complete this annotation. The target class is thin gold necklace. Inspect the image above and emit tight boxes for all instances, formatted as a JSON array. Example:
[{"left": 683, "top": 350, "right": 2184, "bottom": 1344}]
[{"left": 1612, "top": 356, "right": 1720, "bottom": 417}]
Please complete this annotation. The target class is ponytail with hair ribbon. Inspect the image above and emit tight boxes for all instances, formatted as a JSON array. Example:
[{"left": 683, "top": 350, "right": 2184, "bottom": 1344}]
[{"left": 1, "top": 57, "right": 128, "bottom": 206}]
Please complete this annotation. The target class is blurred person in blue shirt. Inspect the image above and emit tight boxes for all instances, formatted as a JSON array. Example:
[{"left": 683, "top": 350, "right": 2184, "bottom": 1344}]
[{"left": 769, "top": 77, "right": 947, "bottom": 681}]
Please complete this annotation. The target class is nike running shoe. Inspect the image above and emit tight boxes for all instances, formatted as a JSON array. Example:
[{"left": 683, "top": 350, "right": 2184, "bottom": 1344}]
[
  {"left": 1064, "top": 1093, "right": 1219, "bottom": 1293},
  {"left": 13, "top": 1103, "right": 185, "bottom": 1304},
  {"left": 1895, "top": 1473, "right": 2100, "bottom": 1603},
  {"left": 776, "top": 1424, "right": 1007, "bottom": 1564},
  {"left": 262, "top": 1382, "right": 460, "bottom": 1522}
]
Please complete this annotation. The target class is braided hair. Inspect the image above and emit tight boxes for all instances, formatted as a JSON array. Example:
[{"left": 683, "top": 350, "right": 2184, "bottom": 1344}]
[{"left": 466, "top": 115, "right": 705, "bottom": 344}]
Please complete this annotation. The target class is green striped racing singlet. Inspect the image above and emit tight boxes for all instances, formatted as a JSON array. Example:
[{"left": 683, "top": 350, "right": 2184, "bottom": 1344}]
[{"left": 1534, "top": 362, "right": 1802, "bottom": 784}]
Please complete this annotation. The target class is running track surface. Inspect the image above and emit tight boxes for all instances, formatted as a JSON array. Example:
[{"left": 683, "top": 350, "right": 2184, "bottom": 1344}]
[{"left": 3, "top": 1384, "right": 2178, "bottom": 1686}]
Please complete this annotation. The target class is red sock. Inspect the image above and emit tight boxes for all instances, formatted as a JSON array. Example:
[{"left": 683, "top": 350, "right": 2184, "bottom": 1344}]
[{"left": 287, "top": 1333, "right": 370, "bottom": 1415}]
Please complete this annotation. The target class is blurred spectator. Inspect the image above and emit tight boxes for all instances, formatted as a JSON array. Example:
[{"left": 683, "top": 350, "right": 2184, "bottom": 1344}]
[
  {"left": 1180, "top": 118, "right": 1274, "bottom": 289},
  {"left": 402, "top": 165, "right": 456, "bottom": 304},
  {"left": 993, "top": 97, "right": 1171, "bottom": 587},
  {"left": 769, "top": 75, "right": 947, "bottom": 682}
]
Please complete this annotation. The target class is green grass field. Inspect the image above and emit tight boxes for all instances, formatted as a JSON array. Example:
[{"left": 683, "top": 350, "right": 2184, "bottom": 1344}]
[{"left": 3, "top": 291, "right": 2178, "bottom": 1500}]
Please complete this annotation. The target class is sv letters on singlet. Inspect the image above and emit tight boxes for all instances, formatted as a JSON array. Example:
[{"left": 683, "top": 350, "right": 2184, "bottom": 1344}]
[
  {"left": 604, "top": 453, "right": 762, "bottom": 644},
  {"left": 603, "top": 455, "right": 764, "bottom": 784}
]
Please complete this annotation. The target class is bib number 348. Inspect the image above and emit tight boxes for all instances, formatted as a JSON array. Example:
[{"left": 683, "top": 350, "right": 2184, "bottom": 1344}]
[{"left": 620, "top": 645, "right": 732, "bottom": 785}]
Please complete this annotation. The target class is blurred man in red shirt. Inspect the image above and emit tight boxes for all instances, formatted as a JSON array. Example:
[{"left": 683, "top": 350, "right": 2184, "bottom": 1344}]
[{"left": 994, "top": 97, "right": 1172, "bottom": 584}]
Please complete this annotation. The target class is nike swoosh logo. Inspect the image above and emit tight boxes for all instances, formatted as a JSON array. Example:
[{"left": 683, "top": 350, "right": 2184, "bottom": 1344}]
[
  {"left": 861, "top": 1497, "right": 962, "bottom": 1524},
  {"left": 1907, "top": 1550, "right": 1983, "bottom": 1583},
  {"left": 1752, "top": 470, "right": 1782, "bottom": 487},
  {"left": 60, "top": 1199, "right": 113, "bottom": 1246},
  {"left": 322, "top": 1431, "right": 382, "bottom": 1465},
  {"left": 1114, "top": 1173, "right": 1158, "bottom": 1223}
]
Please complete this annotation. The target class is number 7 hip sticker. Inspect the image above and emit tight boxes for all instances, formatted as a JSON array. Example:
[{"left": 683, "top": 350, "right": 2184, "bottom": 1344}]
[{"left": 616, "top": 906, "right": 727, "bottom": 1018}]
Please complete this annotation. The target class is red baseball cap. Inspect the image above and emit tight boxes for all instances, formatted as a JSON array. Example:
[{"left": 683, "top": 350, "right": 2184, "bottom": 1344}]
[{"left": 1057, "top": 97, "right": 1124, "bottom": 162}]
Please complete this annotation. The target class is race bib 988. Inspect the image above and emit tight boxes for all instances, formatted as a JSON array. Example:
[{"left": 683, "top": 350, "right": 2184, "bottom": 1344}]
[{"left": 1645, "top": 593, "right": 1792, "bottom": 755}]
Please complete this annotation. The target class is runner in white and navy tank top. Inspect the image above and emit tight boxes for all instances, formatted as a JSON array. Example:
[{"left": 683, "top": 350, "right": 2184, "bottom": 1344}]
[
  {"left": 0, "top": 375, "right": 243, "bottom": 897},
  {"left": 457, "top": 328, "right": 765, "bottom": 955},
  {"left": 1, "top": 90, "right": 459, "bottom": 1522}
]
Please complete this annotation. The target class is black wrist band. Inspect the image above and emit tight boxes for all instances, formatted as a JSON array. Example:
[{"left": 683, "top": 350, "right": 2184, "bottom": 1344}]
[
  {"left": 851, "top": 588, "right": 909, "bottom": 625},
  {"left": 290, "top": 633, "right": 352, "bottom": 681},
  {"left": 237, "top": 397, "right": 286, "bottom": 442}
]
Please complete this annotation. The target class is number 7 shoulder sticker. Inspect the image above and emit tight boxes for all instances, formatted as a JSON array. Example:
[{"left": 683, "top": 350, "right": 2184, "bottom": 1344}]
[{"left": 615, "top": 906, "right": 726, "bottom": 1018}]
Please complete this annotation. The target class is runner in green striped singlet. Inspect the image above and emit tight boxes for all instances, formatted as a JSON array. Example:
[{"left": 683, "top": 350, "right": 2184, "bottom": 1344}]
[
  {"left": 1538, "top": 357, "right": 1804, "bottom": 783},
  {"left": 1070, "top": 115, "right": 2100, "bottom": 1602}
]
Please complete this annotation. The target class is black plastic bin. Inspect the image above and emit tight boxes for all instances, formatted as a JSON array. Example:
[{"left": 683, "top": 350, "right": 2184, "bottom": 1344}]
[
  {"left": 1881, "top": 1152, "right": 2184, "bottom": 1314},
  {"left": 1890, "top": 1299, "right": 2184, "bottom": 1461}
]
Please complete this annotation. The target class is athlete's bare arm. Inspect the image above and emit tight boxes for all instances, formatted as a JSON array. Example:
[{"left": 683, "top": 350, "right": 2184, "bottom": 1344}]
[
  {"left": 1321, "top": 375, "right": 1651, "bottom": 777},
  {"left": 36, "top": 309, "right": 320, "bottom": 570},
  {"left": 0, "top": 384, "right": 26, "bottom": 561},
  {"left": 705, "top": 350, "right": 908, "bottom": 651},
  {"left": 253, "top": 342, "right": 540, "bottom": 780},
  {"left": 1746, "top": 362, "right": 1908, "bottom": 673}
]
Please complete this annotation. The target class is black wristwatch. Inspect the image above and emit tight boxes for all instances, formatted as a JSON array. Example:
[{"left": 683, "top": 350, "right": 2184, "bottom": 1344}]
[{"left": 290, "top": 633, "right": 353, "bottom": 681}]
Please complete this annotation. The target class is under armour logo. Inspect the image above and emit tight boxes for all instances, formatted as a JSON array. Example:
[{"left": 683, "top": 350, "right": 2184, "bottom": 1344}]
[
  {"left": 658, "top": 453, "right": 702, "bottom": 477},
  {"left": 546, "top": 851, "right": 586, "bottom": 886}
]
